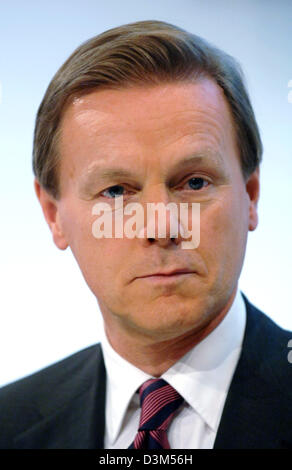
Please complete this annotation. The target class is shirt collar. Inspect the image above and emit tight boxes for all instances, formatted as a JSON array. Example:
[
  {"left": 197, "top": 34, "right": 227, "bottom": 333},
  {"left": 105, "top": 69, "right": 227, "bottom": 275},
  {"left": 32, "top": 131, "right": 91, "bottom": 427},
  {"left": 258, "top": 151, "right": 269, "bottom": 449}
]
[
  {"left": 101, "top": 289, "right": 246, "bottom": 440},
  {"left": 162, "top": 289, "right": 246, "bottom": 430},
  {"left": 101, "top": 329, "right": 151, "bottom": 443}
]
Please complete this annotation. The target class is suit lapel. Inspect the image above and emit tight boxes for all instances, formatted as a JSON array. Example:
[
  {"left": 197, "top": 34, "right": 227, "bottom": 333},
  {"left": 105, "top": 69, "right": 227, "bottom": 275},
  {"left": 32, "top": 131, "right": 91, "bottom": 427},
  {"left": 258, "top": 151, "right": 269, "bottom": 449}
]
[
  {"left": 14, "top": 345, "right": 106, "bottom": 449},
  {"left": 214, "top": 297, "right": 290, "bottom": 449}
]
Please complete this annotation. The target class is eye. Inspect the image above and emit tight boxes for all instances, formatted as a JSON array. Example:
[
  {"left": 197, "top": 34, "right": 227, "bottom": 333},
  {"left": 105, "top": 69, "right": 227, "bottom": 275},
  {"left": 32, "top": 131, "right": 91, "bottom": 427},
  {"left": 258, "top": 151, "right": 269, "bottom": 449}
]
[
  {"left": 185, "top": 177, "right": 209, "bottom": 191},
  {"left": 101, "top": 185, "right": 125, "bottom": 198}
]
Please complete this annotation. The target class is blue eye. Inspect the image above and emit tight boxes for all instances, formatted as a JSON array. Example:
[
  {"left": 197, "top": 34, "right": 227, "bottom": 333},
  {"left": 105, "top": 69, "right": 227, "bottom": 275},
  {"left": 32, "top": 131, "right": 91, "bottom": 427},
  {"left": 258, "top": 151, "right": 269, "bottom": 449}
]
[
  {"left": 187, "top": 177, "right": 208, "bottom": 190},
  {"left": 102, "top": 185, "right": 125, "bottom": 198}
]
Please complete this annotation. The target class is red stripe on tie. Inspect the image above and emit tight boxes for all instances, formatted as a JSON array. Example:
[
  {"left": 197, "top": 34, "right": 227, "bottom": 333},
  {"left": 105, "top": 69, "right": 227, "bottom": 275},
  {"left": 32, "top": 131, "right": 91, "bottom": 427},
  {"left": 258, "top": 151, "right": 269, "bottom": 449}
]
[
  {"left": 129, "top": 378, "right": 183, "bottom": 449},
  {"left": 140, "top": 387, "right": 179, "bottom": 426}
]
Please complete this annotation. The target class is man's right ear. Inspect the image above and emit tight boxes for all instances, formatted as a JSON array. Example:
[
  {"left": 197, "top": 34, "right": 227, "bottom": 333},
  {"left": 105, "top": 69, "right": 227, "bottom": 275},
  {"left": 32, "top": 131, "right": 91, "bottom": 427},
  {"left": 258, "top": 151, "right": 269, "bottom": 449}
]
[{"left": 34, "top": 179, "right": 68, "bottom": 250}]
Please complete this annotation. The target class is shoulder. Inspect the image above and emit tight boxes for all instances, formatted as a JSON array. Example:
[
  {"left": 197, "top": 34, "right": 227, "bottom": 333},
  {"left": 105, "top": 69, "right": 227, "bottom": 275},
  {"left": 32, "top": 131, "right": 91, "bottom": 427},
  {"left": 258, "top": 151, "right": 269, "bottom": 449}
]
[
  {"left": 243, "top": 294, "right": 292, "bottom": 362},
  {"left": 242, "top": 295, "right": 292, "bottom": 386},
  {"left": 0, "top": 343, "right": 104, "bottom": 448},
  {"left": 0, "top": 343, "right": 103, "bottom": 400},
  {"left": 215, "top": 296, "right": 292, "bottom": 448},
  {"left": 242, "top": 296, "right": 292, "bottom": 444}
]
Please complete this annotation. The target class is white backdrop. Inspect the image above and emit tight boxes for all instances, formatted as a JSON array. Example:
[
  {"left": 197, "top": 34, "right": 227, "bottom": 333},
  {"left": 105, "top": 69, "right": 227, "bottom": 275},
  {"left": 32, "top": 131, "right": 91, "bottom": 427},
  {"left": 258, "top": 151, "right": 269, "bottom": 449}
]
[{"left": 0, "top": 0, "right": 291, "bottom": 387}]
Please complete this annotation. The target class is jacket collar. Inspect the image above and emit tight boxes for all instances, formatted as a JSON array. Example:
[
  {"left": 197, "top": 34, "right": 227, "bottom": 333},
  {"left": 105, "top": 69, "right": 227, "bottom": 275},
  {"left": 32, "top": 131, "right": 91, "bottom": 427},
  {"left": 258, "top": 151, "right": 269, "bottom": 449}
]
[
  {"left": 14, "top": 345, "right": 106, "bottom": 449},
  {"left": 214, "top": 295, "right": 291, "bottom": 449}
]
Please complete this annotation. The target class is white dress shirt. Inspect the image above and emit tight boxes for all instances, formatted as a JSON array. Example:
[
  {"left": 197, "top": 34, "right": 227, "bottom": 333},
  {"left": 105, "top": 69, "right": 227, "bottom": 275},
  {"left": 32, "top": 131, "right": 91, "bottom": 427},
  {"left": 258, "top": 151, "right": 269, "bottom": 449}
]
[{"left": 101, "top": 289, "right": 246, "bottom": 449}]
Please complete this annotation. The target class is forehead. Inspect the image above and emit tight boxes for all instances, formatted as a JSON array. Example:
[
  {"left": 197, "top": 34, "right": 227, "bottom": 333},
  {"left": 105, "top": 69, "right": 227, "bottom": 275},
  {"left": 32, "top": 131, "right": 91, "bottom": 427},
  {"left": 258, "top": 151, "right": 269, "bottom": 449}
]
[{"left": 58, "top": 79, "right": 239, "bottom": 183}]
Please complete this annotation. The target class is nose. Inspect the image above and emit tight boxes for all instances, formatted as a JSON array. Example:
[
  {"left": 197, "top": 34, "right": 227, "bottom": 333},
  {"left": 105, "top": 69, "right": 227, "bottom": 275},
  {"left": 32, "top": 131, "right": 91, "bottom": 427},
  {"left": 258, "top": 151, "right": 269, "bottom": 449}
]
[
  {"left": 137, "top": 186, "right": 185, "bottom": 248},
  {"left": 138, "top": 205, "right": 183, "bottom": 247}
]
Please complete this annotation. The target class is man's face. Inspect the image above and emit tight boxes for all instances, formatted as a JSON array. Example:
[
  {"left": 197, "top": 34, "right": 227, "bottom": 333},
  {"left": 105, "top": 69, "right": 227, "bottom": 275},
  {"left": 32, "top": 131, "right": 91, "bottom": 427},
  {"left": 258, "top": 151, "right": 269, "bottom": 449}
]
[{"left": 40, "top": 79, "right": 259, "bottom": 343}]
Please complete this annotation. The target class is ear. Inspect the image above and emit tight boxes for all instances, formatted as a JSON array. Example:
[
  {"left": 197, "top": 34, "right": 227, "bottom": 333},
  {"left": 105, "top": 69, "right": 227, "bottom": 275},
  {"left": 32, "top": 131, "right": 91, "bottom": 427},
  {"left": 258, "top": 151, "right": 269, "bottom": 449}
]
[
  {"left": 34, "top": 179, "right": 68, "bottom": 250},
  {"left": 246, "top": 167, "right": 260, "bottom": 232}
]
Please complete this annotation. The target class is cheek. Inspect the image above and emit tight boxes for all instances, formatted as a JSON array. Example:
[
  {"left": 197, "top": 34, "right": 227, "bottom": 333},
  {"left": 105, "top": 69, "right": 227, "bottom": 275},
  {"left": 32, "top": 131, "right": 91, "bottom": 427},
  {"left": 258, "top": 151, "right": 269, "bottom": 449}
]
[
  {"left": 59, "top": 202, "right": 105, "bottom": 280},
  {"left": 59, "top": 200, "right": 91, "bottom": 244},
  {"left": 78, "top": 237, "right": 126, "bottom": 294},
  {"left": 199, "top": 192, "right": 249, "bottom": 271}
]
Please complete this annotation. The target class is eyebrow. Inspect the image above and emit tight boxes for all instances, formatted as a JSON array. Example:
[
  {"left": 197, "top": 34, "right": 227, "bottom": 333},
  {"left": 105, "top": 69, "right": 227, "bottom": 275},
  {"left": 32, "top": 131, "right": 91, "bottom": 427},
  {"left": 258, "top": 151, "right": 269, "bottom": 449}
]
[
  {"left": 170, "top": 153, "right": 222, "bottom": 173},
  {"left": 79, "top": 166, "right": 136, "bottom": 193},
  {"left": 78, "top": 152, "right": 223, "bottom": 195}
]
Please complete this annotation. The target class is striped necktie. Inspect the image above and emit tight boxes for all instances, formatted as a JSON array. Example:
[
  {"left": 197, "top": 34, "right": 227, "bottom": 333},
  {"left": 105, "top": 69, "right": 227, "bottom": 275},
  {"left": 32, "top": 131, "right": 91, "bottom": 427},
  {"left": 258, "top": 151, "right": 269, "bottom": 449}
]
[{"left": 128, "top": 378, "right": 184, "bottom": 449}]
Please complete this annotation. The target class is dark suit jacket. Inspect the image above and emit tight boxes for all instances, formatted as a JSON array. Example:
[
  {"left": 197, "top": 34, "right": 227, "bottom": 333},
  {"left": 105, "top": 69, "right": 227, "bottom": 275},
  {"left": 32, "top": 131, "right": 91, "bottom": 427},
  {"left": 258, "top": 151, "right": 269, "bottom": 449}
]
[{"left": 0, "top": 296, "right": 292, "bottom": 449}]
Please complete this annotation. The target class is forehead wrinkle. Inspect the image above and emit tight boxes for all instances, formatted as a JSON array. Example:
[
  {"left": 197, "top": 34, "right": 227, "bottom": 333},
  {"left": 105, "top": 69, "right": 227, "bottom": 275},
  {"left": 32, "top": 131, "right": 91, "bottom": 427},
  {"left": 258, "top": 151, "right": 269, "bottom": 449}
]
[{"left": 145, "top": 110, "right": 233, "bottom": 161}]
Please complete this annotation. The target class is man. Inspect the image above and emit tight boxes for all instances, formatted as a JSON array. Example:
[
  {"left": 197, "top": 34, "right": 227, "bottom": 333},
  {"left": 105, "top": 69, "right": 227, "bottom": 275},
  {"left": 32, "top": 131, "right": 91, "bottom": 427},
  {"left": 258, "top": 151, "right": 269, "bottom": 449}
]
[{"left": 0, "top": 20, "right": 291, "bottom": 449}]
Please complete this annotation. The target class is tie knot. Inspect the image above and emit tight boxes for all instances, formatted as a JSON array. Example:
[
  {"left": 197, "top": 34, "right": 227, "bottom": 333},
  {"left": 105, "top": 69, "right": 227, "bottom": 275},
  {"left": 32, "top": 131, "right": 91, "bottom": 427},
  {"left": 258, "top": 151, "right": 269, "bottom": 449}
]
[{"left": 138, "top": 378, "right": 183, "bottom": 432}]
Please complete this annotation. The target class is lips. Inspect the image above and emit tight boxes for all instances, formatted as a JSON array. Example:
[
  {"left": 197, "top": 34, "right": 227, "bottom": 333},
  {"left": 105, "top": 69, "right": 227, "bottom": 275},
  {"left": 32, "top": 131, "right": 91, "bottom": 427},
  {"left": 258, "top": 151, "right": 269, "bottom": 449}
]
[{"left": 138, "top": 268, "right": 195, "bottom": 278}]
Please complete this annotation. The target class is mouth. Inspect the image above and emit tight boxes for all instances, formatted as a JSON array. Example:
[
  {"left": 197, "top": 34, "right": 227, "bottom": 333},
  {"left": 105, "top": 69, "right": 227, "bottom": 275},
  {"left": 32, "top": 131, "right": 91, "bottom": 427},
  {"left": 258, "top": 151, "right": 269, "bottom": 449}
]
[
  {"left": 136, "top": 268, "right": 196, "bottom": 283},
  {"left": 148, "top": 269, "right": 194, "bottom": 276}
]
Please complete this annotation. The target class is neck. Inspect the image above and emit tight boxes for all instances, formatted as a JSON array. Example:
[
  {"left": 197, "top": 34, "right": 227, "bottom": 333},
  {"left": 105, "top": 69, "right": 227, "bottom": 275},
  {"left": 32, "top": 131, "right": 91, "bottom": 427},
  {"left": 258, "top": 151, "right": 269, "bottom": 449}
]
[{"left": 103, "top": 292, "right": 236, "bottom": 377}]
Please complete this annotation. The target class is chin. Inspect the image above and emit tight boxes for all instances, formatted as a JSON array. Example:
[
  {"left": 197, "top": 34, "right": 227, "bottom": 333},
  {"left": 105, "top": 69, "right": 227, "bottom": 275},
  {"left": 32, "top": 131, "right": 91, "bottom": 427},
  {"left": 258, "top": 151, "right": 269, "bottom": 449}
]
[{"left": 126, "top": 301, "right": 207, "bottom": 339}]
